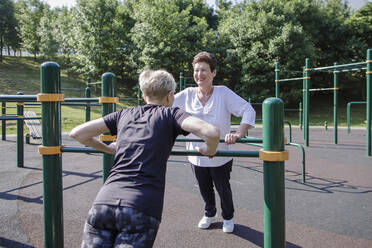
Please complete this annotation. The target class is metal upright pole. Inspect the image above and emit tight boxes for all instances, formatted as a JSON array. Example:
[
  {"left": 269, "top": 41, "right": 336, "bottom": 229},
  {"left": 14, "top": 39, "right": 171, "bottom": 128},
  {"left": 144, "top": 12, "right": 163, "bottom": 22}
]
[
  {"left": 1, "top": 102, "right": 6, "bottom": 140},
  {"left": 16, "top": 92, "right": 24, "bottom": 167},
  {"left": 261, "top": 97, "right": 287, "bottom": 248},
  {"left": 299, "top": 102, "right": 302, "bottom": 130},
  {"left": 275, "top": 62, "right": 279, "bottom": 98},
  {"left": 179, "top": 72, "right": 183, "bottom": 92},
  {"left": 304, "top": 59, "right": 310, "bottom": 146},
  {"left": 39, "top": 62, "right": 63, "bottom": 248},
  {"left": 366, "top": 49, "right": 371, "bottom": 156},
  {"left": 101, "top": 72, "right": 116, "bottom": 182},
  {"left": 333, "top": 62, "right": 338, "bottom": 144},
  {"left": 85, "top": 86, "right": 91, "bottom": 122}
]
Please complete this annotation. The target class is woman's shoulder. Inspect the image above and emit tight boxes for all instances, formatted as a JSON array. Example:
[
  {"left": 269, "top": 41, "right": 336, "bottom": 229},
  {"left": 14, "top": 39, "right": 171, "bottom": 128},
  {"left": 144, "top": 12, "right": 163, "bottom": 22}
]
[{"left": 214, "top": 85, "right": 231, "bottom": 93}]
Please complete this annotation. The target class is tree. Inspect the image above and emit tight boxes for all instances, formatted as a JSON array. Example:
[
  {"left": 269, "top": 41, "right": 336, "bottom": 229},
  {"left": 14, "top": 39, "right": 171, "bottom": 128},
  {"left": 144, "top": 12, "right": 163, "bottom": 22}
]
[
  {"left": 130, "top": 0, "right": 216, "bottom": 82},
  {"left": 15, "top": 0, "right": 45, "bottom": 60},
  {"left": 38, "top": 7, "right": 59, "bottom": 58},
  {"left": 54, "top": 7, "right": 77, "bottom": 61},
  {"left": 218, "top": 0, "right": 316, "bottom": 103},
  {"left": 0, "top": 0, "right": 18, "bottom": 62}
]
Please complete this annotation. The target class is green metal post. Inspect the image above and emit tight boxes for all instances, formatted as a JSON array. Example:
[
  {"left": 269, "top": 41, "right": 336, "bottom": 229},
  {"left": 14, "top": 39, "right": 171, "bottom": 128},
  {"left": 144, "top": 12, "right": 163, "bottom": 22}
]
[
  {"left": 304, "top": 59, "right": 310, "bottom": 146},
  {"left": 347, "top": 101, "right": 366, "bottom": 134},
  {"left": 262, "top": 97, "right": 285, "bottom": 248},
  {"left": 85, "top": 86, "right": 91, "bottom": 122},
  {"left": 137, "top": 86, "right": 141, "bottom": 106},
  {"left": 179, "top": 72, "right": 183, "bottom": 92},
  {"left": 2, "top": 102, "right": 6, "bottom": 140},
  {"left": 102, "top": 72, "right": 115, "bottom": 182},
  {"left": 367, "top": 49, "right": 371, "bottom": 156},
  {"left": 17, "top": 92, "right": 24, "bottom": 168},
  {"left": 40, "top": 62, "right": 63, "bottom": 248},
  {"left": 275, "top": 62, "right": 279, "bottom": 98},
  {"left": 333, "top": 62, "right": 338, "bottom": 144},
  {"left": 299, "top": 102, "right": 302, "bottom": 130}
]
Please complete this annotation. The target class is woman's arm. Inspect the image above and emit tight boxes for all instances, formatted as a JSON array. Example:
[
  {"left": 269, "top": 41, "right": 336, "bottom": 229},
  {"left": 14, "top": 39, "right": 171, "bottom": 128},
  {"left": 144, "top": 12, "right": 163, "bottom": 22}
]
[
  {"left": 180, "top": 115, "right": 220, "bottom": 157},
  {"left": 69, "top": 118, "right": 116, "bottom": 154}
]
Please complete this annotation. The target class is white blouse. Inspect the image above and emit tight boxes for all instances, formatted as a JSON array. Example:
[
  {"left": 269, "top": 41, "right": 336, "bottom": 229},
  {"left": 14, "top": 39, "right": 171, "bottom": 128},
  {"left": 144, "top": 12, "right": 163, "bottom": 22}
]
[{"left": 173, "top": 85, "right": 256, "bottom": 167}]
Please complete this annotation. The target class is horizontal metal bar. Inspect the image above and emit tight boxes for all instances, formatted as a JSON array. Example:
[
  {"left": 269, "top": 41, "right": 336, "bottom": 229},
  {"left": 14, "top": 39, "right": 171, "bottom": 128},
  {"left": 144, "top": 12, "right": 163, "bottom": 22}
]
[
  {"left": 61, "top": 102, "right": 101, "bottom": 107},
  {"left": 0, "top": 116, "right": 41, "bottom": 120},
  {"left": 0, "top": 95, "right": 37, "bottom": 102},
  {"left": 308, "top": 87, "right": 337, "bottom": 92},
  {"left": 175, "top": 137, "right": 263, "bottom": 143},
  {"left": 311, "top": 62, "right": 366, "bottom": 71},
  {"left": 61, "top": 146, "right": 260, "bottom": 157},
  {"left": 276, "top": 77, "right": 306, "bottom": 82},
  {"left": 64, "top": 98, "right": 99, "bottom": 103}
]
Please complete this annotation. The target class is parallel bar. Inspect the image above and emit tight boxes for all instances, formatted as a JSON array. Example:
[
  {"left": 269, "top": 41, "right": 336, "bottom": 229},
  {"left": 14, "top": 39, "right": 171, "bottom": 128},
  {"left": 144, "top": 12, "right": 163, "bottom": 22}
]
[
  {"left": 311, "top": 61, "right": 366, "bottom": 71},
  {"left": 0, "top": 95, "right": 37, "bottom": 102},
  {"left": 64, "top": 97, "right": 99, "bottom": 103},
  {"left": 16, "top": 93, "right": 24, "bottom": 168},
  {"left": 0, "top": 116, "right": 41, "bottom": 120},
  {"left": 61, "top": 146, "right": 260, "bottom": 157},
  {"left": 276, "top": 77, "right": 307, "bottom": 82},
  {"left": 175, "top": 137, "right": 263, "bottom": 143}
]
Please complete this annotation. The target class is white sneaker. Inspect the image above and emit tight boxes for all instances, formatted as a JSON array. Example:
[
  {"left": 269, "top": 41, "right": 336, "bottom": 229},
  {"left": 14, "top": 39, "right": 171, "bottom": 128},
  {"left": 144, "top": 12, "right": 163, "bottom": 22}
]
[
  {"left": 198, "top": 213, "right": 217, "bottom": 229},
  {"left": 223, "top": 218, "right": 234, "bottom": 233}
]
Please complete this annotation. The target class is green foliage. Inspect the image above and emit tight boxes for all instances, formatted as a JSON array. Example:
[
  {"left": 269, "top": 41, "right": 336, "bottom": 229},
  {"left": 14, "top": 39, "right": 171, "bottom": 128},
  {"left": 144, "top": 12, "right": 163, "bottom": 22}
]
[
  {"left": 0, "top": 0, "right": 19, "bottom": 61},
  {"left": 15, "top": 0, "right": 46, "bottom": 59},
  {"left": 130, "top": 0, "right": 214, "bottom": 79}
]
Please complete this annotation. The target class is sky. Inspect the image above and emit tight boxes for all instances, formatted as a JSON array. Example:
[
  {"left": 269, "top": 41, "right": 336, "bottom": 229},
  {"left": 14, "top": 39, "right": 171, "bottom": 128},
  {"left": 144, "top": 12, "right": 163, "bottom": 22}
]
[{"left": 43, "top": 0, "right": 369, "bottom": 10}]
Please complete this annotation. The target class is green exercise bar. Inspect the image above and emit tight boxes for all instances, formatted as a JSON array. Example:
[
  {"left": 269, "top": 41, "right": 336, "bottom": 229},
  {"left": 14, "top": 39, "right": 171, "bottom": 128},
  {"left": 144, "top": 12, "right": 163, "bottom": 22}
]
[
  {"left": 16, "top": 92, "right": 24, "bottom": 168},
  {"left": 262, "top": 97, "right": 285, "bottom": 248},
  {"left": 367, "top": 49, "right": 371, "bottom": 156},
  {"left": 101, "top": 72, "right": 116, "bottom": 182},
  {"left": 85, "top": 86, "right": 91, "bottom": 122},
  {"left": 1, "top": 102, "right": 5, "bottom": 140},
  {"left": 40, "top": 62, "right": 64, "bottom": 248},
  {"left": 311, "top": 61, "right": 366, "bottom": 71},
  {"left": 175, "top": 137, "right": 263, "bottom": 143},
  {"left": 0, "top": 95, "right": 37, "bottom": 102},
  {"left": 333, "top": 62, "right": 338, "bottom": 144},
  {"left": 346, "top": 101, "right": 366, "bottom": 134},
  {"left": 61, "top": 146, "right": 260, "bottom": 157}
]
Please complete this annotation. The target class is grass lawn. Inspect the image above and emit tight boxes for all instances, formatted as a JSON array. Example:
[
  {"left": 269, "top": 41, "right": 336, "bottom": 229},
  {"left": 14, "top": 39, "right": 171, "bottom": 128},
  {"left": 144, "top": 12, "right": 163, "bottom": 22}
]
[{"left": 0, "top": 56, "right": 368, "bottom": 136}]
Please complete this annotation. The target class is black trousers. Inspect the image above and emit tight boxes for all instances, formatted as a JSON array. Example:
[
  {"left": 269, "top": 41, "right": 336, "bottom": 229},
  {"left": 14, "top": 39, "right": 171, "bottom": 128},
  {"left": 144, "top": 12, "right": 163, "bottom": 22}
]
[{"left": 193, "top": 159, "right": 234, "bottom": 220}]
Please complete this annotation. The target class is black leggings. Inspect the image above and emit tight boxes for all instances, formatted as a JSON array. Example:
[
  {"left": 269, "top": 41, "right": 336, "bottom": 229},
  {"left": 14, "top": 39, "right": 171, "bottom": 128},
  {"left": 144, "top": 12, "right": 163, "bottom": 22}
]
[
  {"left": 193, "top": 160, "right": 234, "bottom": 220},
  {"left": 81, "top": 205, "right": 160, "bottom": 248}
]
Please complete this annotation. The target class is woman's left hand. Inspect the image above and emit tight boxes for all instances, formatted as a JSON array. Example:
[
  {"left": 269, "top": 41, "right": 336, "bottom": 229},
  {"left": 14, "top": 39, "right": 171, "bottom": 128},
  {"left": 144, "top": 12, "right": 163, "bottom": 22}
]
[{"left": 225, "top": 133, "right": 240, "bottom": 144}]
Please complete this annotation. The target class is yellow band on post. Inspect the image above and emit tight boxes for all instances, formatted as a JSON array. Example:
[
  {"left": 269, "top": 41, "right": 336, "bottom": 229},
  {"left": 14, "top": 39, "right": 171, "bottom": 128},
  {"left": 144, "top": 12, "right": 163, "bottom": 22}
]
[
  {"left": 304, "top": 77, "right": 310, "bottom": 79},
  {"left": 259, "top": 149, "right": 289, "bottom": 162},
  {"left": 17, "top": 115, "right": 24, "bottom": 118},
  {"left": 284, "top": 138, "right": 287, "bottom": 144},
  {"left": 304, "top": 68, "right": 310, "bottom": 71},
  {"left": 99, "top": 97, "right": 119, "bottom": 103},
  {"left": 366, "top": 60, "right": 372, "bottom": 63},
  {"left": 16, "top": 103, "right": 24, "bottom": 106},
  {"left": 37, "top": 93, "right": 64, "bottom": 102},
  {"left": 99, "top": 135, "right": 117, "bottom": 142},
  {"left": 275, "top": 80, "right": 279, "bottom": 83},
  {"left": 366, "top": 71, "right": 372, "bottom": 75},
  {"left": 38, "top": 145, "right": 62, "bottom": 155},
  {"left": 275, "top": 69, "right": 280, "bottom": 72}
]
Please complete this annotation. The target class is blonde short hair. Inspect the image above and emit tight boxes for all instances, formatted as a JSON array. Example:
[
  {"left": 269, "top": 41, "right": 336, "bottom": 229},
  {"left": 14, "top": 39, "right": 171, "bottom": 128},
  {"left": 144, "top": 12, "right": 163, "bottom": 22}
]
[{"left": 139, "top": 69, "right": 176, "bottom": 100}]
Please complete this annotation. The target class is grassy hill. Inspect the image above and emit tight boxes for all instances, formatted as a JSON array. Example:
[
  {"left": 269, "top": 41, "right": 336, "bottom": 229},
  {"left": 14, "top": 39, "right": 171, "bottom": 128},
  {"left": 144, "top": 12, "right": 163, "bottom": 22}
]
[
  {"left": 0, "top": 56, "right": 368, "bottom": 135},
  {"left": 0, "top": 56, "right": 136, "bottom": 134}
]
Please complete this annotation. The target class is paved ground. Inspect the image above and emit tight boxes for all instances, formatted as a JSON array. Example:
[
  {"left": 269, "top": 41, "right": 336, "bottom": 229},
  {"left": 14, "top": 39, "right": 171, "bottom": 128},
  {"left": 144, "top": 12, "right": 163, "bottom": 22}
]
[{"left": 0, "top": 126, "right": 371, "bottom": 248}]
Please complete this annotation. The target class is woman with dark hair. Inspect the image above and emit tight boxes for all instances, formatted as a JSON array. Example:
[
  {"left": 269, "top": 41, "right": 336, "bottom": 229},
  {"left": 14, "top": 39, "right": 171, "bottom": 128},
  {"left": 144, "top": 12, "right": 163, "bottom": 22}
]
[{"left": 174, "top": 52, "right": 256, "bottom": 233}]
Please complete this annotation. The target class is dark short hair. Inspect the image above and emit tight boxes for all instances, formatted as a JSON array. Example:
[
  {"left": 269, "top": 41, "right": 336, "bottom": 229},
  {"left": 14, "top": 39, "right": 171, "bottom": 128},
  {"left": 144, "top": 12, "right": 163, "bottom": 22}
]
[{"left": 192, "top": 51, "right": 217, "bottom": 72}]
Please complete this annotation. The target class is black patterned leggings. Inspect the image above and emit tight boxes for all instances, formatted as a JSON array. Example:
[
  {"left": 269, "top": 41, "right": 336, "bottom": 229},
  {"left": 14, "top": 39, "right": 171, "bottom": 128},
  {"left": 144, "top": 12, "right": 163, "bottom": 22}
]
[{"left": 81, "top": 205, "right": 160, "bottom": 248}]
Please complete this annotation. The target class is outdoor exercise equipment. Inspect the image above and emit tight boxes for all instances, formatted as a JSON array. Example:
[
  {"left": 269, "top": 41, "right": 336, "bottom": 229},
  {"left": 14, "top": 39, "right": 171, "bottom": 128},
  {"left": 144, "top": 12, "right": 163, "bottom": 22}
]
[
  {"left": 276, "top": 49, "right": 371, "bottom": 156},
  {"left": 11, "top": 62, "right": 287, "bottom": 248},
  {"left": 346, "top": 101, "right": 366, "bottom": 134}
]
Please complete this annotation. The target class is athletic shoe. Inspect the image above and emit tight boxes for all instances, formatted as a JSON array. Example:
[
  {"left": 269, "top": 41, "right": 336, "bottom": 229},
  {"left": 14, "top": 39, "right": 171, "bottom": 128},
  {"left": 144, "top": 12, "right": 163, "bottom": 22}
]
[
  {"left": 198, "top": 213, "right": 217, "bottom": 229},
  {"left": 223, "top": 218, "right": 234, "bottom": 233}
]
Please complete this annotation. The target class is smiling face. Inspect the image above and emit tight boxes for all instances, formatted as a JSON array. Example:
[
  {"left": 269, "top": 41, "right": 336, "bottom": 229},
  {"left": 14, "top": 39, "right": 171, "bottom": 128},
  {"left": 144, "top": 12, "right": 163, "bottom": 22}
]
[{"left": 193, "top": 62, "right": 216, "bottom": 88}]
